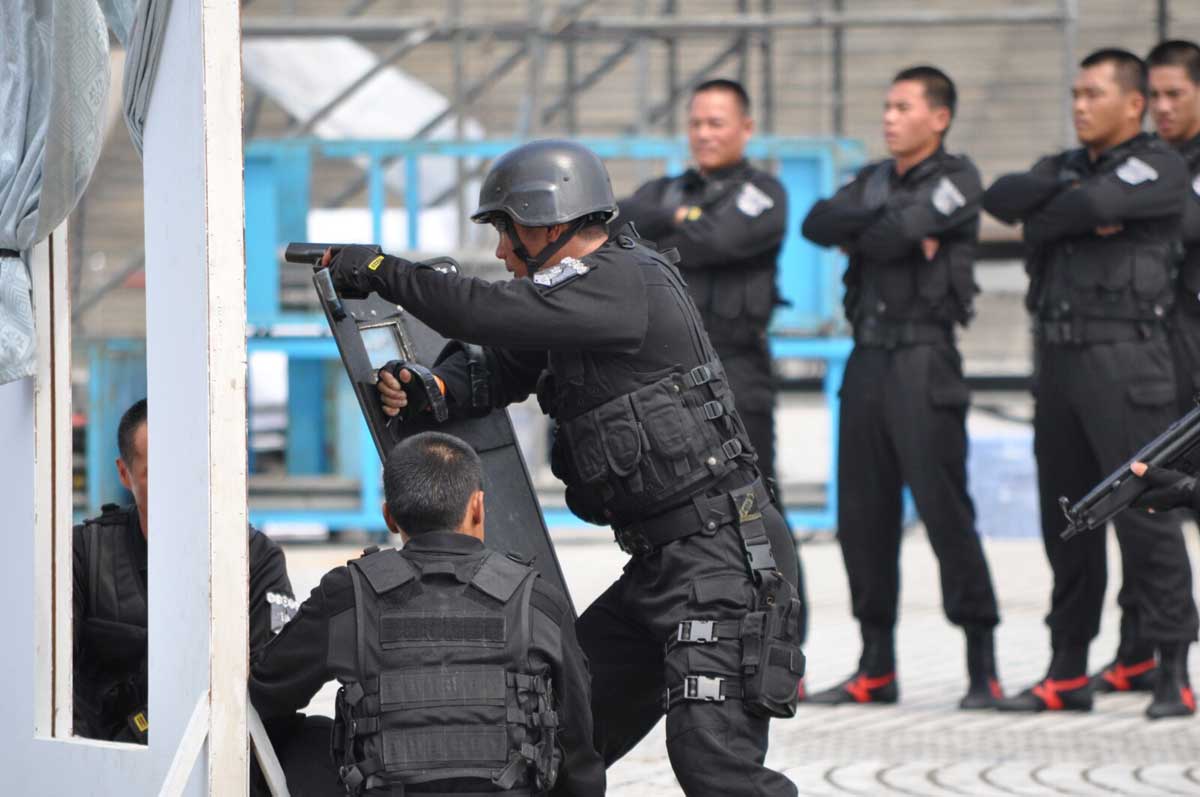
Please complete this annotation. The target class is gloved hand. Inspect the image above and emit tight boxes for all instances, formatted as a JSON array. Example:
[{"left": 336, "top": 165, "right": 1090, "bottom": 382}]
[
  {"left": 1130, "top": 461, "right": 1200, "bottom": 513},
  {"left": 378, "top": 361, "right": 448, "bottom": 423},
  {"left": 323, "top": 245, "right": 406, "bottom": 299}
]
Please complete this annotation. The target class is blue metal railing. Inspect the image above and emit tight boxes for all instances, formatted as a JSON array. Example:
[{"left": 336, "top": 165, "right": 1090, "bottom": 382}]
[{"left": 81, "top": 136, "right": 873, "bottom": 532}]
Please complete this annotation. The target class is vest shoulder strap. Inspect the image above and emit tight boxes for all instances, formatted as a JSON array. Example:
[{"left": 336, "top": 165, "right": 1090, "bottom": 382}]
[
  {"left": 470, "top": 550, "right": 533, "bottom": 603},
  {"left": 350, "top": 548, "right": 418, "bottom": 595}
]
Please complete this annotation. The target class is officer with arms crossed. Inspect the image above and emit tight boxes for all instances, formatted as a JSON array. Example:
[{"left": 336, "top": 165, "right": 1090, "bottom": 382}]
[
  {"left": 250, "top": 432, "right": 602, "bottom": 796},
  {"left": 801, "top": 66, "right": 1002, "bottom": 709},
  {"left": 983, "top": 48, "right": 1199, "bottom": 718},
  {"left": 73, "top": 398, "right": 295, "bottom": 743},
  {"left": 324, "top": 140, "right": 803, "bottom": 796},
  {"left": 616, "top": 81, "right": 806, "bottom": 628},
  {"left": 1085, "top": 40, "right": 1200, "bottom": 705}
]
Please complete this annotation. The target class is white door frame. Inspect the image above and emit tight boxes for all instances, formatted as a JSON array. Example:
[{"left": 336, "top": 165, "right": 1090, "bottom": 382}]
[{"left": 0, "top": 0, "right": 248, "bottom": 793}]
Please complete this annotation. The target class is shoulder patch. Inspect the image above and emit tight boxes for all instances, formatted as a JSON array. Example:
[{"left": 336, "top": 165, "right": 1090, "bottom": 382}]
[
  {"left": 931, "top": 176, "right": 967, "bottom": 216},
  {"left": 1192, "top": 173, "right": 1200, "bottom": 197},
  {"left": 533, "top": 257, "right": 591, "bottom": 289},
  {"left": 1116, "top": 156, "right": 1158, "bottom": 186},
  {"left": 267, "top": 590, "right": 300, "bottom": 633},
  {"left": 736, "top": 182, "right": 775, "bottom": 217}
]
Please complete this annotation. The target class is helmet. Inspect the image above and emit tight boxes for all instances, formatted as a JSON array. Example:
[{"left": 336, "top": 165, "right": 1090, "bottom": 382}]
[{"left": 471, "top": 140, "right": 619, "bottom": 228}]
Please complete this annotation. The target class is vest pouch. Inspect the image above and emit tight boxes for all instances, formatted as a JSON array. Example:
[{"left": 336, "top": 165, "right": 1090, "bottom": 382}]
[
  {"left": 561, "top": 409, "right": 608, "bottom": 485},
  {"left": 915, "top": 251, "right": 951, "bottom": 304},
  {"left": 1098, "top": 244, "right": 1133, "bottom": 293},
  {"left": 876, "top": 263, "right": 916, "bottom": 308},
  {"left": 595, "top": 395, "right": 644, "bottom": 481},
  {"left": 742, "top": 269, "right": 776, "bottom": 322},
  {"left": 711, "top": 273, "right": 746, "bottom": 320},
  {"left": 740, "top": 576, "right": 805, "bottom": 719},
  {"left": 632, "top": 381, "right": 691, "bottom": 461},
  {"left": 1133, "top": 242, "right": 1170, "bottom": 300}
]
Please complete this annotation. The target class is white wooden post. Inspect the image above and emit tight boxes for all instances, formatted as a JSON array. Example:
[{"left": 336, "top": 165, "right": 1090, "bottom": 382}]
[{"left": 0, "top": 0, "right": 248, "bottom": 793}]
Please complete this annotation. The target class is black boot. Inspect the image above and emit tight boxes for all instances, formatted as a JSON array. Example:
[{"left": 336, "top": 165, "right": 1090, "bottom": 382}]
[
  {"left": 1146, "top": 642, "right": 1195, "bottom": 720},
  {"left": 997, "top": 643, "right": 1092, "bottom": 713},
  {"left": 1091, "top": 616, "right": 1156, "bottom": 694},
  {"left": 806, "top": 625, "right": 898, "bottom": 705},
  {"left": 960, "top": 627, "right": 1003, "bottom": 710}
]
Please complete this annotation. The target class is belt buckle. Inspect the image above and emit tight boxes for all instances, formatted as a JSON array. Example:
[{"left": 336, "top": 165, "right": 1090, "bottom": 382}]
[
  {"left": 684, "top": 674, "right": 725, "bottom": 702},
  {"left": 677, "top": 619, "right": 718, "bottom": 644}
]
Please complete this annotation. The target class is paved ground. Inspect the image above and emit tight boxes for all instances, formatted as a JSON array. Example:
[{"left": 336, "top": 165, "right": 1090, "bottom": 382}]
[{"left": 280, "top": 527, "right": 1200, "bottom": 796}]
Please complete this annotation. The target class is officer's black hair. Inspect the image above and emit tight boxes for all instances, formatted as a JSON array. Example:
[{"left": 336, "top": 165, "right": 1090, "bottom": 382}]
[
  {"left": 892, "top": 65, "right": 957, "bottom": 122},
  {"left": 117, "top": 399, "right": 148, "bottom": 465},
  {"left": 1080, "top": 48, "right": 1150, "bottom": 106},
  {"left": 384, "top": 431, "right": 483, "bottom": 536},
  {"left": 692, "top": 78, "right": 751, "bottom": 116},
  {"left": 1147, "top": 40, "right": 1200, "bottom": 86}
]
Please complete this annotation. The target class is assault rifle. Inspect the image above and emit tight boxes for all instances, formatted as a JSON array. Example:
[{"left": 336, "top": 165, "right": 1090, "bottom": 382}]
[{"left": 1060, "top": 402, "right": 1200, "bottom": 539}]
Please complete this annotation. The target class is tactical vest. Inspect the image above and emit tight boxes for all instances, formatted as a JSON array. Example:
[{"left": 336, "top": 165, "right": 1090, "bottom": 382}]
[
  {"left": 537, "top": 235, "right": 756, "bottom": 527},
  {"left": 661, "top": 170, "right": 779, "bottom": 345},
  {"left": 333, "top": 546, "right": 559, "bottom": 796},
  {"left": 74, "top": 504, "right": 149, "bottom": 742},
  {"left": 1030, "top": 144, "right": 1177, "bottom": 325},
  {"left": 844, "top": 154, "right": 978, "bottom": 328}
]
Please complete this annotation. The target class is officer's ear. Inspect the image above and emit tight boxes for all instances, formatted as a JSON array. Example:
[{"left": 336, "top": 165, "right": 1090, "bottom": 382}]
[
  {"left": 545, "top": 223, "right": 569, "bottom": 243},
  {"left": 116, "top": 457, "right": 133, "bottom": 491},
  {"left": 382, "top": 501, "right": 401, "bottom": 535},
  {"left": 931, "top": 105, "right": 951, "bottom": 137},
  {"left": 464, "top": 490, "right": 485, "bottom": 541}
]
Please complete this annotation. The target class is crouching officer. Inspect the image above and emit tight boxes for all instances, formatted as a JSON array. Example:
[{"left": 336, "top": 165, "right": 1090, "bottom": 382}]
[
  {"left": 250, "top": 432, "right": 604, "bottom": 796},
  {"left": 73, "top": 398, "right": 296, "bottom": 743},
  {"left": 324, "top": 140, "right": 803, "bottom": 796}
]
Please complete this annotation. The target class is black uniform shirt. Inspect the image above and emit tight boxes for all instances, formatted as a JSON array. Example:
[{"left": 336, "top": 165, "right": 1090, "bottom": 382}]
[
  {"left": 801, "top": 147, "right": 982, "bottom": 326},
  {"left": 618, "top": 160, "right": 787, "bottom": 345},
  {"left": 983, "top": 132, "right": 1188, "bottom": 321},
  {"left": 983, "top": 132, "right": 1187, "bottom": 245},
  {"left": 1175, "top": 132, "right": 1200, "bottom": 311},
  {"left": 249, "top": 532, "right": 605, "bottom": 797}
]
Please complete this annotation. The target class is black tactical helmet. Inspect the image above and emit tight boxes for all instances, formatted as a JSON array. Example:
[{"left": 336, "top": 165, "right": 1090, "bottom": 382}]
[{"left": 471, "top": 139, "right": 619, "bottom": 228}]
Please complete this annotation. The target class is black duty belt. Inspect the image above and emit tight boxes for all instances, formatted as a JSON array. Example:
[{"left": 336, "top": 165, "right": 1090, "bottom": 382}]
[
  {"left": 1036, "top": 318, "right": 1164, "bottom": 345},
  {"left": 854, "top": 320, "right": 952, "bottom": 349},
  {"left": 0, "top": 249, "right": 20, "bottom": 258},
  {"left": 613, "top": 478, "right": 773, "bottom": 557}
]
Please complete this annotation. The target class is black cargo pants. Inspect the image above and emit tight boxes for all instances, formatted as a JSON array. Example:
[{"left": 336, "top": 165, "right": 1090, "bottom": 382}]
[
  {"left": 836, "top": 342, "right": 1000, "bottom": 634},
  {"left": 1034, "top": 338, "right": 1199, "bottom": 650},
  {"left": 575, "top": 497, "right": 798, "bottom": 797}
]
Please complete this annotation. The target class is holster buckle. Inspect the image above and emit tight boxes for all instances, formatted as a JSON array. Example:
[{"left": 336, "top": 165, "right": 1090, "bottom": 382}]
[
  {"left": 721, "top": 439, "right": 744, "bottom": 460},
  {"left": 684, "top": 675, "right": 726, "bottom": 702},
  {"left": 677, "top": 620, "right": 718, "bottom": 644}
]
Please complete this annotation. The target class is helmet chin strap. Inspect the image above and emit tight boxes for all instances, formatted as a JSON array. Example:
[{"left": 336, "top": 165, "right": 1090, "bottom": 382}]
[{"left": 506, "top": 218, "right": 589, "bottom": 275}]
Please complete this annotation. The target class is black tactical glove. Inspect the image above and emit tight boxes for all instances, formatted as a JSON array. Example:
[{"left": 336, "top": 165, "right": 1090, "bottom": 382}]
[
  {"left": 327, "top": 244, "right": 409, "bottom": 299},
  {"left": 1131, "top": 464, "right": 1200, "bottom": 513}
]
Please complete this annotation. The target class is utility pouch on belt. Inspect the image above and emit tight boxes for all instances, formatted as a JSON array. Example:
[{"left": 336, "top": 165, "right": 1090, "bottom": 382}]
[
  {"left": 383, "top": 361, "right": 449, "bottom": 423},
  {"left": 740, "top": 572, "right": 806, "bottom": 718}
]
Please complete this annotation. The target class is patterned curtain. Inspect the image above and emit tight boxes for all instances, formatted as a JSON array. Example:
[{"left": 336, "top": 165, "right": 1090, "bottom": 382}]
[{"left": 0, "top": 1, "right": 109, "bottom": 384}]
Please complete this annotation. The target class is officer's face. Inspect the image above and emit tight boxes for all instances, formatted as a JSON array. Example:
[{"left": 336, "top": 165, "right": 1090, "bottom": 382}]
[
  {"left": 115, "top": 422, "right": 149, "bottom": 533},
  {"left": 687, "top": 90, "right": 753, "bottom": 173},
  {"left": 1072, "top": 63, "right": 1145, "bottom": 148},
  {"left": 492, "top": 220, "right": 550, "bottom": 279},
  {"left": 882, "top": 81, "right": 948, "bottom": 160},
  {"left": 1149, "top": 65, "right": 1200, "bottom": 144}
]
